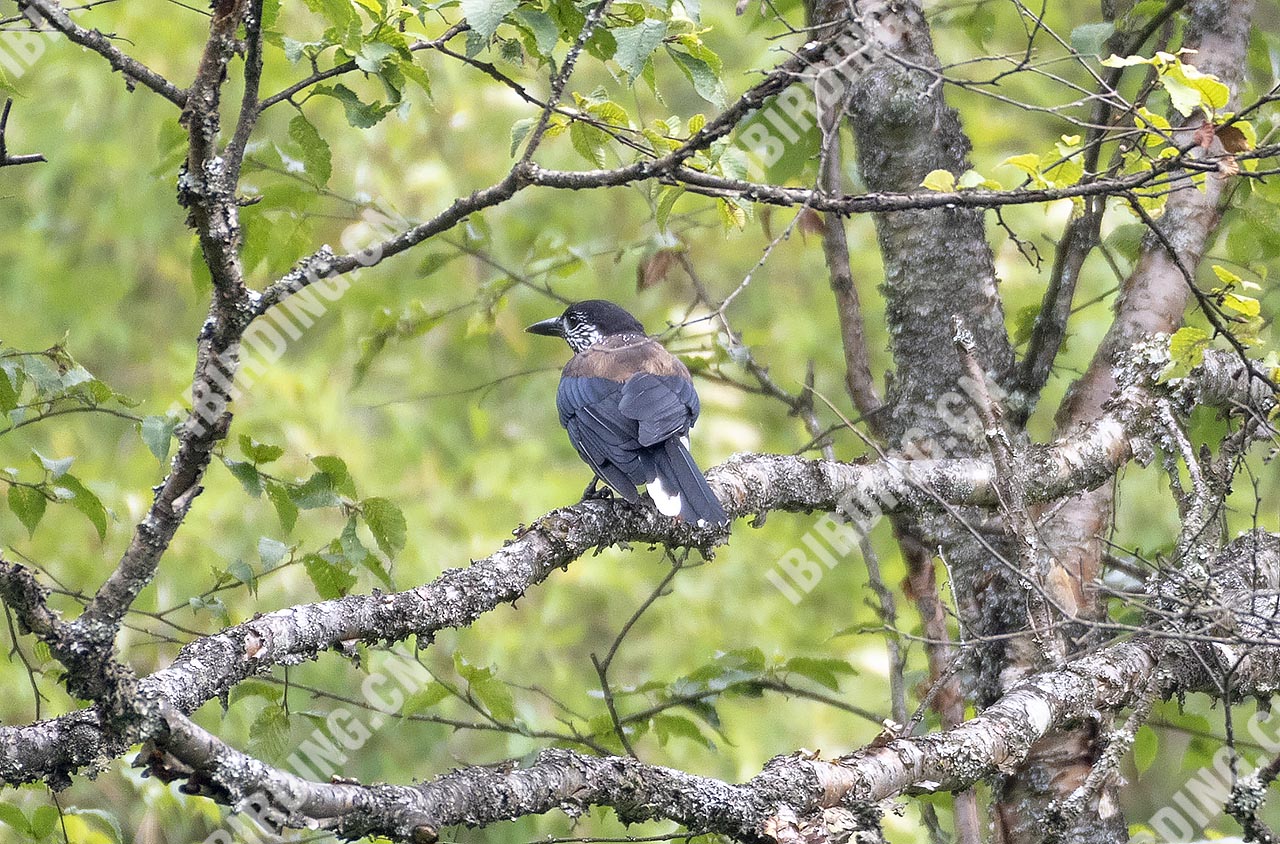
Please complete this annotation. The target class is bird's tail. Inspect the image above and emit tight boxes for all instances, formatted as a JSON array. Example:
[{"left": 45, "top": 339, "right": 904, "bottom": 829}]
[{"left": 647, "top": 439, "right": 728, "bottom": 527}]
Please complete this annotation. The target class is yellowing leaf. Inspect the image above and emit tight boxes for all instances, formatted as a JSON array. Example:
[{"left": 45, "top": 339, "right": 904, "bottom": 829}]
[
  {"left": 1168, "top": 326, "right": 1210, "bottom": 374},
  {"left": 1101, "top": 53, "right": 1153, "bottom": 68},
  {"left": 921, "top": 169, "right": 956, "bottom": 192},
  {"left": 718, "top": 198, "right": 746, "bottom": 230},
  {"left": 1179, "top": 64, "right": 1230, "bottom": 109},
  {"left": 1136, "top": 107, "right": 1173, "bottom": 147},
  {"left": 1001, "top": 153, "right": 1041, "bottom": 175},
  {"left": 1222, "top": 293, "right": 1260, "bottom": 319},
  {"left": 958, "top": 169, "right": 987, "bottom": 189},
  {"left": 1159, "top": 75, "right": 1199, "bottom": 117},
  {"left": 1212, "top": 264, "right": 1242, "bottom": 287}
]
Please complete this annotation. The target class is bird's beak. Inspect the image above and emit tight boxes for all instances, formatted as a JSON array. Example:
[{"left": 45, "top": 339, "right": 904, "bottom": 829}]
[{"left": 525, "top": 316, "right": 564, "bottom": 337}]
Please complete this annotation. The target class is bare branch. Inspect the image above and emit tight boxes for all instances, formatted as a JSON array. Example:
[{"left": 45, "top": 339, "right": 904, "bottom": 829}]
[
  {"left": 0, "top": 99, "right": 46, "bottom": 167},
  {"left": 19, "top": 0, "right": 187, "bottom": 106}
]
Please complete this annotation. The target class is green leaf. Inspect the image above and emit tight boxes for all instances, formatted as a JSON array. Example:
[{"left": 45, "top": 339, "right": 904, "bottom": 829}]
[
  {"left": 667, "top": 48, "right": 725, "bottom": 108},
  {"left": 1165, "top": 326, "right": 1211, "bottom": 380},
  {"left": 0, "top": 803, "right": 29, "bottom": 835},
  {"left": 239, "top": 434, "right": 285, "bottom": 465},
  {"left": 460, "top": 0, "right": 517, "bottom": 40},
  {"left": 464, "top": 30, "right": 487, "bottom": 58},
  {"left": 783, "top": 656, "right": 857, "bottom": 691},
  {"left": 64, "top": 808, "right": 124, "bottom": 844},
  {"left": 398, "top": 60, "right": 432, "bottom": 98},
  {"left": 29, "top": 805, "right": 59, "bottom": 839},
  {"left": 8, "top": 485, "right": 46, "bottom": 537},
  {"left": 247, "top": 703, "right": 291, "bottom": 761},
  {"left": 1223, "top": 292, "right": 1260, "bottom": 319},
  {"left": 1169, "top": 326, "right": 1209, "bottom": 365},
  {"left": 226, "top": 558, "right": 258, "bottom": 593},
  {"left": 32, "top": 450, "right": 74, "bottom": 479},
  {"left": 614, "top": 19, "right": 666, "bottom": 79},
  {"left": 0, "top": 369, "right": 17, "bottom": 414},
  {"left": 1162, "top": 61, "right": 1230, "bottom": 117},
  {"left": 188, "top": 594, "right": 228, "bottom": 621},
  {"left": 288, "top": 113, "right": 332, "bottom": 186},
  {"left": 453, "top": 653, "right": 490, "bottom": 682},
  {"left": 402, "top": 683, "right": 450, "bottom": 715},
  {"left": 312, "top": 455, "right": 357, "bottom": 497},
  {"left": 1159, "top": 72, "right": 1203, "bottom": 117},
  {"left": 1133, "top": 724, "right": 1158, "bottom": 774},
  {"left": 1001, "top": 153, "right": 1043, "bottom": 179},
  {"left": 258, "top": 536, "right": 289, "bottom": 569},
  {"left": 356, "top": 40, "right": 397, "bottom": 73},
  {"left": 570, "top": 120, "right": 610, "bottom": 167},
  {"left": 717, "top": 198, "right": 745, "bottom": 230},
  {"left": 1012, "top": 303, "right": 1041, "bottom": 346},
  {"left": 301, "top": 0, "right": 354, "bottom": 28},
  {"left": 313, "top": 83, "right": 391, "bottom": 129},
  {"left": 1101, "top": 53, "right": 1153, "bottom": 68},
  {"left": 498, "top": 38, "right": 524, "bottom": 65},
  {"left": 514, "top": 8, "right": 559, "bottom": 57},
  {"left": 656, "top": 185, "right": 684, "bottom": 232},
  {"left": 509, "top": 117, "right": 536, "bottom": 157},
  {"left": 339, "top": 515, "right": 370, "bottom": 566},
  {"left": 653, "top": 714, "right": 713, "bottom": 748},
  {"left": 224, "top": 459, "right": 263, "bottom": 497},
  {"left": 1212, "top": 264, "right": 1244, "bottom": 286},
  {"left": 1070, "top": 22, "right": 1115, "bottom": 56},
  {"left": 291, "top": 471, "right": 340, "bottom": 509},
  {"left": 921, "top": 169, "right": 956, "bottom": 192},
  {"left": 362, "top": 497, "right": 407, "bottom": 557},
  {"left": 471, "top": 675, "right": 516, "bottom": 721},
  {"left": 141, "top": 415, "right": 177, "bottom": 462},
  {"left": 303, "top": 552, "right": 357, "bottom": 599},
  {"left": 58, "top": 474, "right": 108, "bottom": 540},
  {"left": 265, "top": 480, "right": 299, "bottom": 533}
]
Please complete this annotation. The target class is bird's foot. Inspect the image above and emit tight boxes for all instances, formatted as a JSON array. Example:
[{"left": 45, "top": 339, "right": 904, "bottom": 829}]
[{"left": 580, "top": 479, "right": 615, "bottom": 501}]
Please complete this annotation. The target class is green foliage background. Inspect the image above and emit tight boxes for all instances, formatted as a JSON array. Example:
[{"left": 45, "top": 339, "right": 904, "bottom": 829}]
[{"left": 0, "top": 0, "right": 1279, "bottom": 841}]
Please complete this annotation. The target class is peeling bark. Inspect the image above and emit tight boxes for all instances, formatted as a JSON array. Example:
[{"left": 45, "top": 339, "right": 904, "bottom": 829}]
[{"left": 1005, "top": 3, "right": 1257, "bottom": 842}]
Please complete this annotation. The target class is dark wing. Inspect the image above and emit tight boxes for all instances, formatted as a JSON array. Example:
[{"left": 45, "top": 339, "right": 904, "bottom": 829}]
[
  {"left": 556, "top": 371, "right": 700, "bottom": 499},
  {"left": 556, "top": 338, "right": 711, "bottom": 514},
  {"left": 616, "top": 372, "right": 699, "bottom": 446},
  {"left": 556, "top": 375, "right": 646, "bottom": 502}
]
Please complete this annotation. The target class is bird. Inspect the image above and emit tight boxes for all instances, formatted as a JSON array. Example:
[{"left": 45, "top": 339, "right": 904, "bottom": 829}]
[{"left": 526, "top": 300, "right": 728, "bottom": 527}]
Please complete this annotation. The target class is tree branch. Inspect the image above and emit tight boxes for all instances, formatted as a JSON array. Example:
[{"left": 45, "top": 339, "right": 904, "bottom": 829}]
[
  {"left": 5, "top": 344, "right": 1271, "bottom": 790},
  {"left": 127, "top": 533, "right": 1280, "bottom": 843},
  {"left": 18, "top": 0, "right": 188, "bottom": 106}
]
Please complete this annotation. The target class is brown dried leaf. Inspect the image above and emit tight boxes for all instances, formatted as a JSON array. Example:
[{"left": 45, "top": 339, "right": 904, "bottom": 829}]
[
  {"left": 1193, "top": 121, "right": 1216, "bottom": 150},
  {"left": 1218, "top": 124, "right": 1251, "bottom": 152},
  {"left": 796, "top": 207, "right": 825, "bottom": 237},
  {"left": 637, "top": 248, "right": 680, "bottom": 291}
]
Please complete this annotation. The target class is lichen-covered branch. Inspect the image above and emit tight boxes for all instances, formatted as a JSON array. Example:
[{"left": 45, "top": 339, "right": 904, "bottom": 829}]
[
  {"left": 18, "top": 0, "right": 187, "bottom": 106},
  {"left": 127, "top": 532, "right": 1280, "bottom": 843},
  {"left": 2, "top": 345, "right": 1270, "bottom": 792}
]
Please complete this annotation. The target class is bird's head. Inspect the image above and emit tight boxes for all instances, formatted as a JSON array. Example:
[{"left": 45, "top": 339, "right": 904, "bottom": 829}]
[{"left": 526, "top": 300, "right": 647, "bottom": 353}]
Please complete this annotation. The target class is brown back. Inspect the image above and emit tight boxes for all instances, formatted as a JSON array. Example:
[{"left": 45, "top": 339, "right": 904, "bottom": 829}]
[{"left": 562, "top": 334, "right": 690, "bottom": 382}]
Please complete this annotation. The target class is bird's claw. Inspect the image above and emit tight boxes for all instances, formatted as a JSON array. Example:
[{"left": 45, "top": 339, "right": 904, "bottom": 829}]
[{"left": 581, "top": 479, "right": 615, "bottom": 501}]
